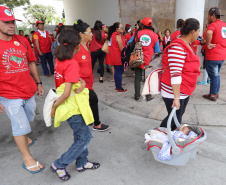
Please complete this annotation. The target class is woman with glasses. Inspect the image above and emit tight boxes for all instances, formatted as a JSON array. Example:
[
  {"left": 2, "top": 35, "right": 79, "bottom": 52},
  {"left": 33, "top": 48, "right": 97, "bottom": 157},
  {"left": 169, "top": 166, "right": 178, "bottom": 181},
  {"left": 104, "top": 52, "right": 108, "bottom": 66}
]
[
  {"left": 108, "top": 22, "right": 127, "bottom": 92},
  {"left": 73, "top": 19, "right": 110, "bottom": 131}
]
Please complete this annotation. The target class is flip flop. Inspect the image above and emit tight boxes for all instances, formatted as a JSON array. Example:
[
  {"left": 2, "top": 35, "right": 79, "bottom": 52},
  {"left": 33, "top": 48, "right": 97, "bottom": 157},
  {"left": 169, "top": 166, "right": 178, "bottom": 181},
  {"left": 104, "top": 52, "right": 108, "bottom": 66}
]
[
  {"left": 29, "top": 139, "right": 35, "bottom": 147},
  {"left": 22, "top": 161, "right": 44, "bottom": 174}
]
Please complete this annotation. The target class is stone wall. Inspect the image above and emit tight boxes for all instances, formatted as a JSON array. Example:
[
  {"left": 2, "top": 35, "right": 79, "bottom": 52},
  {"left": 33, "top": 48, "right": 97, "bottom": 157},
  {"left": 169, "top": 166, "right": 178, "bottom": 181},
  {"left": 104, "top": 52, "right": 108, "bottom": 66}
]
[{"left": 119, "top": 0, "right": 226, "bottom": 34}]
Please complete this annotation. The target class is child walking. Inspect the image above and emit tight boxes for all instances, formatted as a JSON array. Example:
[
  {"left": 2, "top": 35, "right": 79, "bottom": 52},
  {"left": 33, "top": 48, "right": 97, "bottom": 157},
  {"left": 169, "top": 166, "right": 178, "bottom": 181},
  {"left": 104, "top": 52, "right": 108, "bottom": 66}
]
[{"left": 50, "top": 29, "right": 100, "bottom": 181}]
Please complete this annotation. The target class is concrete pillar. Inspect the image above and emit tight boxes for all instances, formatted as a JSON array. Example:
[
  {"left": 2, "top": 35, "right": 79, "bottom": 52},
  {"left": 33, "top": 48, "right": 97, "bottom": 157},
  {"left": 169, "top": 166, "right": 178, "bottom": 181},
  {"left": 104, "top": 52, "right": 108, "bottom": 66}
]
[
  {"left": 62, "top": 0, "right": 120, "bottom": 26},
  {"left": 175, "top": 0, "right": 205, "bottom": 36}
]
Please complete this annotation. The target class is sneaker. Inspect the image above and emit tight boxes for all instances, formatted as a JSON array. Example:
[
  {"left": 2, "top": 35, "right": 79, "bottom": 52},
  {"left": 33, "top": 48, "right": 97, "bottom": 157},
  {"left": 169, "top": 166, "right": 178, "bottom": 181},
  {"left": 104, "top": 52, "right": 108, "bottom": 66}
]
[
  {"left": 116, "top": 88, "right": 127, "bottom": 92},
  {"left": 197, "top": 81, "right": 207, "bottom": 85},
  {"left": 92, "top": 124, "right": 110, "bottom": 132},
  {"left": 203, "top": 94, "right": 217, "bottom": 101},
  {"left": 146, "top": 94, "right": 153, "bottom": 101},
  {"left": 135, "top": 96, "right": 140, "bottom": 101}
]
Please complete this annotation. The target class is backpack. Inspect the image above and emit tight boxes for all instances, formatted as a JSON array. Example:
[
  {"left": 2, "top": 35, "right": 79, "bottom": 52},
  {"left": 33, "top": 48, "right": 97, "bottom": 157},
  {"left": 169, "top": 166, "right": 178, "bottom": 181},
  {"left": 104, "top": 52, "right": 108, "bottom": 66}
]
[
  {"left": 121, "top": 31, "right": 138, "bottom": 70},
  {"left": 129, "top": 37, "right": 144, "bottom": 68}
]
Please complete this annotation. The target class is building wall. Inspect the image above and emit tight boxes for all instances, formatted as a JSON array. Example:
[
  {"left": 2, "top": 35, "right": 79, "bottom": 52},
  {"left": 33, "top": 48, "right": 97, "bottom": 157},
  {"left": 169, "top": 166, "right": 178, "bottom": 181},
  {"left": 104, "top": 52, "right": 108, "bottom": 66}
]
[{"left": 119, "top": 0, "right": 226, "bottom": 33}]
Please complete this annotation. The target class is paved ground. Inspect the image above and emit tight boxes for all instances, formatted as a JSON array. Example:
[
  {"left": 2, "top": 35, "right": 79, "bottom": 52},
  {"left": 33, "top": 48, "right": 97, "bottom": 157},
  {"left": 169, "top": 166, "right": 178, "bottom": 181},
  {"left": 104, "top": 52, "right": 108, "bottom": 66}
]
[{"left": 1, "top": 62, "right": 226, "bottom": 185}]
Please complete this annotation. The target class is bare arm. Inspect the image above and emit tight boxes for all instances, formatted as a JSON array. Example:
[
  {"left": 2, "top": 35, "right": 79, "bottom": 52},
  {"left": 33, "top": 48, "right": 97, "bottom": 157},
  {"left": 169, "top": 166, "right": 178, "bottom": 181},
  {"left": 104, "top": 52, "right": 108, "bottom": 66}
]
[
  {"left": 51, "top": 82, "right": 73, "bottom": 118},
  {"left": 116, "top": 35, "right": 123, "bottom": 51},
  {"left": 171, "top": 84, "right": 181, "bottom": 110},
  {"left": 206, "top": 30, "right": 216, "bottom": 49},
  {"left": 29, "top": 61, "right": 44, "bottom": 96},
  {"left": 35, "top": 39, "right": 43, "bottom": 56}
]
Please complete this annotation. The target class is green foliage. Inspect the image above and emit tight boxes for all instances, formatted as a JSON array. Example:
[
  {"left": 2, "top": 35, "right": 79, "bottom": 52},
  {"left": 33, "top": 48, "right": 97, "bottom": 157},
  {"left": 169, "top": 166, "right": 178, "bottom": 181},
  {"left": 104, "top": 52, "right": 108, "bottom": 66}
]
[
  {"left": 17, "top": 25, "right": 32, "bottom": 35},
  {"left": 0, "top": 0, "right": 30, "bottom": 10},
  {"left": 23, "top": 4, "right": 59, "bottom": 25}
]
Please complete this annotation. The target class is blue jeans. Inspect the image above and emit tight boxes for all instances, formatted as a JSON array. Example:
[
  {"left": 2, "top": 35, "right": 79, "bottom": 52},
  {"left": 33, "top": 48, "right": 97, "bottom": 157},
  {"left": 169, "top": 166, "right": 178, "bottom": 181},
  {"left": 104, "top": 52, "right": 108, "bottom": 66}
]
[
  {"left": 54, "top": 114, "right": 92, "bottom": 168},
  {"left": 206, "top": 60, "right": 224, "bottom": 95},
  {"left": 114, "top": 65, "right": 124, "bottom": 89},
  {"left": 40, "top": 52, "right": 54, "bottom": 76}
]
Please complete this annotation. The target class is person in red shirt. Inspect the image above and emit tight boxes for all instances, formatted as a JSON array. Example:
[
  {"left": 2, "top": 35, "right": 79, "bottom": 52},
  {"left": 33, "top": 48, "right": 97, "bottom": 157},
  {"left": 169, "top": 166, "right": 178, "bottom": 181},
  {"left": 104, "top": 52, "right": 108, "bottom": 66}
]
[
  {"left": 122, "top": 25, "right": 132, "bottom": 45},
  {"left": 108, "top": 22, "right": 127, "bottom": 92},
  {"left": 131, "top": 20, "right": 140, "bottom": 36},
  {"left": 203, "top": 7, "right": 226, "bottom": 101},
  {"left": 0, "top": 6, "right": 44, "bottom": 173},
  {"left": 50, "top": 29, "right": 100, "bottom": 181},
  {"left": 134, "top": 17, "right": 160, "bottom": 101},
  {"left": 73, "top": 19, "right": 110, "bottom": 131},
  {"left": 171, "top": 19, "right": 184, "bottom": 42},
  {"left": 90, "top": 20, "right": 106, "bottom": 83},
  {"left": 30, "top": 30, "right": 40, "bottom": 64},
  {"left": 162, "top": 29, "right": 171, "bottom": 50},
  {"left": 160, "top": 18, "right": 200, "bottom": 130},
  {"left": 33, "top": 20, "right": 54, "bottom": 77}
]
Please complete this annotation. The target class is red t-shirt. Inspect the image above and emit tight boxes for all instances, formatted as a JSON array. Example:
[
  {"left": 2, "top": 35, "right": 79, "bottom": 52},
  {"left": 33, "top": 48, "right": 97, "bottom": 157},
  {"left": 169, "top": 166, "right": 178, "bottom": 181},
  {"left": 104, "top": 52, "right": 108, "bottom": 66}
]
[
  {"left": 90, "top": 31, "right": 106, "bottom": 52},
  {"left": 190, "top": 40, "right": 201, "bottom": 54},
  {"left": 73, "top": 45, "right": 94, "bottom": 90},
  {"left": 171, "top": 30, "right": 181, "bottom": 42},
  {"left": 0, "top": 35, "right": 37, "bottom": 100},
  {"left": 202, "top": 31, "right": 207, "bottom": 52},
  {"left": 54, "top": 58, "right": 80, "bottom": 89},
  {"left": 122, "top": 34, "right": 132, "bottom": 45},
  {"left": 206, "top": 19, "right": 226, "bottom": 60}
]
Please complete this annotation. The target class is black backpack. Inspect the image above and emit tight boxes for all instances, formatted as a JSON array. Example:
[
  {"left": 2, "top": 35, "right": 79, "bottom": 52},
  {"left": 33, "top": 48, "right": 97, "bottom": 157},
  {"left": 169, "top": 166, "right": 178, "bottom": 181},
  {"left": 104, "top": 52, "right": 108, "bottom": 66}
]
[{"left": 121, "top": 31, "right": 138, "bottom": 70}]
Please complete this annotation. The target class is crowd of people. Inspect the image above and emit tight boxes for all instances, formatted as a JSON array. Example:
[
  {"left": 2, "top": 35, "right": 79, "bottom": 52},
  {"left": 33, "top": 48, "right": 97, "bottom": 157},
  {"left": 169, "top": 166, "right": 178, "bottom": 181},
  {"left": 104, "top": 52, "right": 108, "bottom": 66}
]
[{"left": 0, "top": 4, "right": 226, "bottom": 182}]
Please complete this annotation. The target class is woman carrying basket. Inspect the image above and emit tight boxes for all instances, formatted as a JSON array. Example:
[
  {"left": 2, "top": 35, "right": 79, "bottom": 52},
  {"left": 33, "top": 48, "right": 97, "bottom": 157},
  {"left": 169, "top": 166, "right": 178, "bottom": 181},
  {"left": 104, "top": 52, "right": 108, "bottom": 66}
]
[{"left": 160, "top": 18, "right": 200, "bottom": 130}]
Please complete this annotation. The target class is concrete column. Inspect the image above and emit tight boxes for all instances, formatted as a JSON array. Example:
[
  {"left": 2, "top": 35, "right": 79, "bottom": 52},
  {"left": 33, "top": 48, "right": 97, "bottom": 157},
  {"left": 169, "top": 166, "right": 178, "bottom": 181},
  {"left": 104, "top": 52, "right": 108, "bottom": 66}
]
[
  {"left": 175, "top": 0, "right": 205, "bottom": 36},
  {"left": 62, "top": 0, "right": 120, "bottom": 26}
]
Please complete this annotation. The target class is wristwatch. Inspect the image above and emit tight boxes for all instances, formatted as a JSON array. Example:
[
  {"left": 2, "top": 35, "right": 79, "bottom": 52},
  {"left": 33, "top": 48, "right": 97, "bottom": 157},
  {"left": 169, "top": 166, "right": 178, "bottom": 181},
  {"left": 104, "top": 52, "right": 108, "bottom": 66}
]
[{"left": 36, "top": 82, "right": 42, "bottom": 85}]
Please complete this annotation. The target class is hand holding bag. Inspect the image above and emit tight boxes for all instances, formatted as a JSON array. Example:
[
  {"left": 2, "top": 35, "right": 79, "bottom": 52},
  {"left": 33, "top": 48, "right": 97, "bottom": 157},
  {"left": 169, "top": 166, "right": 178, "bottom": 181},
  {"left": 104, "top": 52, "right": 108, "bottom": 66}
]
[{"left": 101, "top": 40, "right": 109, "bottom": 54}]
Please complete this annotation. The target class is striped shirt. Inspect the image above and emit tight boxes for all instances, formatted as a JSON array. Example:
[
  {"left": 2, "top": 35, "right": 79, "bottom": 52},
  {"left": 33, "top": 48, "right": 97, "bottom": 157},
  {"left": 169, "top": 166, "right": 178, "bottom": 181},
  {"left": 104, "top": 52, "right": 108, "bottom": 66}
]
[{"left": 161, "top": 45, "right": 189, "bottom": 99}]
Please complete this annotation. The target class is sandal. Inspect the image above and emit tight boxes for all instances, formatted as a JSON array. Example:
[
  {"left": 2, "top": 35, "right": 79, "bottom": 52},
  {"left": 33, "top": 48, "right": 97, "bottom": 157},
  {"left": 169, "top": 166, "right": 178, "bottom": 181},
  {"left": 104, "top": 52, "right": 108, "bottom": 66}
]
[
  {"left": 50, "top": 163, "right": 71, "bottom": 181},
  {"left": 22, "top": 161, "right": 44, "bottom": 174},
  {"left": 77, "top": 161, "right": 100, "bottom": 172}
]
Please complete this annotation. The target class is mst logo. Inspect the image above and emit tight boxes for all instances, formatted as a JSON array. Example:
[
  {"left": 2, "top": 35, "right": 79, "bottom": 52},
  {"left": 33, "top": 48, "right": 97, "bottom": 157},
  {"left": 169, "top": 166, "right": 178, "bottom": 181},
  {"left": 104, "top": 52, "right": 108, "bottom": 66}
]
[
  {"left": 221, "top": 27, "right": 226, "bottom": 39},
  {"left": 140, "top": 34, "right": 151, "bottom": 46}
]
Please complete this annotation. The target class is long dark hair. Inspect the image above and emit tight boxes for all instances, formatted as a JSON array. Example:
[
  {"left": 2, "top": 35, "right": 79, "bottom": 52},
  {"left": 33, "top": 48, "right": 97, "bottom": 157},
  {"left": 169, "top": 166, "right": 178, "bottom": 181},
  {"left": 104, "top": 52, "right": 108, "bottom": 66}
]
[
  {"left": 54, "top": 29, "right": 81, "bottom": 61},
  {"left": 73, "top": 19, "right": 90, "bottom": 33},
  {"left": 94, "top": 20, "right": 103, "bottom": 42},
  {"left": 108, "top": 22, "right": 120, "bottom": 41},
  {"left": 181, "top": 18, "right": 200, "bottom": 36}
]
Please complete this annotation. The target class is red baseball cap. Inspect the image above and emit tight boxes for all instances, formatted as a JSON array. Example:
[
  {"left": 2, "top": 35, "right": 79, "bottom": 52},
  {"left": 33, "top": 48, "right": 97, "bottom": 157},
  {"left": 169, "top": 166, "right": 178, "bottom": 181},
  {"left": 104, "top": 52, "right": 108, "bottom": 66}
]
[
  {"left": 0, "top": 6, "right": 22, "bottom": 22},
  {"left": 140, "top": 17, "right": 152, "bottom": 26},
  {"left": 35, "top": 20, "right": 45, "bottom": 27},
  {"left": 58, "top": 23, "right": 63, "bottom": 27},
  {"left": 125, "top": 24, "right": 131, "bottom": 27}
]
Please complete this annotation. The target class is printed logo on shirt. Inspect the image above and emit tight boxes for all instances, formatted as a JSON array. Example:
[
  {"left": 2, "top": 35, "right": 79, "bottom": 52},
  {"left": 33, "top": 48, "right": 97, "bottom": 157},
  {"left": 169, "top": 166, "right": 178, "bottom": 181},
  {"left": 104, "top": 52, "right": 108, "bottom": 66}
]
[
  {"left": 140, "top": 34, "right": 151, "bottom": 46},
  {"left": 221, "top": 27, "right": 226, "bottom": 39},
  {"left": 4, "top": 9, "right": 12, "bottom": 16},
  {"left": 2, "top": 48, "right": 28, "bottom": 73},
  {"left": 14, "top": 41, "right": 20, "bottom": 46},
  {"left": 82, "top": 55, "right": 86, "bottom": 59}
]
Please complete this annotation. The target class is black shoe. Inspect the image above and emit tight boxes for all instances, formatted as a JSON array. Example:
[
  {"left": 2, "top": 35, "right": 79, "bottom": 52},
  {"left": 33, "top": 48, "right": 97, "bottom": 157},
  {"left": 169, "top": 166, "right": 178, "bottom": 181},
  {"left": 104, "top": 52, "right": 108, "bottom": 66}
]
[
  {"left": 97, "top": 69, "right": 100, "bottom": 73},
  {"left": 135, "top": 96, "right": 140, "bottom": 101},
  {"left": 92, "top": 124, "right": 110, "bottom": 132},
  {"left": 99, "top": 79, "right": 103, "bottom": 83},
  {"left": 107, "top": 68, "right": 111, "bottom": 73},
  {"left": 146, "top": 94, "right": 153, "bottom": 101}
]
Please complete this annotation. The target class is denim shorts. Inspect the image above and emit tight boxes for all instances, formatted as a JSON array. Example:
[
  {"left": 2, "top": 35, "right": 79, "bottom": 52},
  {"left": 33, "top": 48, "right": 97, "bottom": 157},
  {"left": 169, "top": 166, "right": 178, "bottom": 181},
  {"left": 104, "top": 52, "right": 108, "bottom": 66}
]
[{"left": 0, "top": 96, "right": 36, "bottom": 136}]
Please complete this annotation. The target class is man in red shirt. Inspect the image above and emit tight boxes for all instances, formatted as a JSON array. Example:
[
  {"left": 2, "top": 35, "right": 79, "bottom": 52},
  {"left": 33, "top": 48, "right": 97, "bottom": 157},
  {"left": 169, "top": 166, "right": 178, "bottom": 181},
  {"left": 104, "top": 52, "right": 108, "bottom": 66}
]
[
  {"left": 203, "top": 7, "right": 226, "bottom": 101},
  {"left": 33, "top": 20, "right": 54, "bottom": 77},
  {"left": 0, "top": 6, "right": 44, "bottom": 173}
]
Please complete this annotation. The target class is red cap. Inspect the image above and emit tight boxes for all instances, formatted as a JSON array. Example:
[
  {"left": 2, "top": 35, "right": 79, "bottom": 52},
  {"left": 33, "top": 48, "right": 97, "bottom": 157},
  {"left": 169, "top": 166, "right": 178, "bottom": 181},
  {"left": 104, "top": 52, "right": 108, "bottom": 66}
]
[
  {"left": 58, "top": 23, "right": 63, "bottom": 27},
  {"left": 140, "top": 17, "right": 152, "bottom": 26},
  {"left": 35, "top": 20, "right": 45, "bottom": 27},
  {"left": 0, "top": 6, "right": 22, "bottom": 22},
  {"left": 125, "top": 24, "right": 131, "bottom": 27}
]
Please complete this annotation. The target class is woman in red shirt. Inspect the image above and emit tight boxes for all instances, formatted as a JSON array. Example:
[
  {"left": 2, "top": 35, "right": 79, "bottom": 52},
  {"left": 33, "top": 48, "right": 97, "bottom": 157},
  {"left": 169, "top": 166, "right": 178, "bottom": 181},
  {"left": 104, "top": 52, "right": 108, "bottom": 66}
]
[
  {"left": 122, "top": 26, "right": 132, "bottom": 45},
  {"left": 108, "top": 22, "right": 127, "bottom": 92},
  {"left": 171, "top": 19, "right": 184, "bottom": 42},
  {"left": 73, "top": 19, "right": 110, "bottom": 131},
  {"left": 90, "top": 20, "right": 106, "bottom": 83},
  {"left": 162, "top": 29, "right": 171, "bottom": 50},
  {"left": 51, "top": 29, "right": 100, "bottom": 181},
  {"left": 160, "top": 18, "right": 200, "bottom": 130}
]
